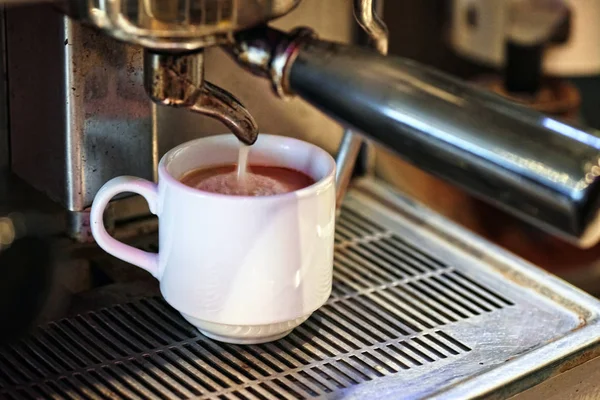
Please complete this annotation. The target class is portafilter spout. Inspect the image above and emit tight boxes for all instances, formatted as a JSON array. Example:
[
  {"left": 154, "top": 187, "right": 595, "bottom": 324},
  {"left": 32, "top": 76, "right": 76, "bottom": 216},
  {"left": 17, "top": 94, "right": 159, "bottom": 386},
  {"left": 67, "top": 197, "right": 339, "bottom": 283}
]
[
  {"left": 144, "top": 50, "right": 258, "bottom": 145},
  {"left": 226, "top": 26, "right": 600, "bottom": 248}
]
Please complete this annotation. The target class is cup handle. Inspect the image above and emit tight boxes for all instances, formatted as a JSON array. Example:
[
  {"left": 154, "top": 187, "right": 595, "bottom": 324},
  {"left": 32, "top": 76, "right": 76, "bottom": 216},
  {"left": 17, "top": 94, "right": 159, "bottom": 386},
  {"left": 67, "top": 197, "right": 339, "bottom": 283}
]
[{"left": 90, "top": 176, "right": 159, "bottom": 278}]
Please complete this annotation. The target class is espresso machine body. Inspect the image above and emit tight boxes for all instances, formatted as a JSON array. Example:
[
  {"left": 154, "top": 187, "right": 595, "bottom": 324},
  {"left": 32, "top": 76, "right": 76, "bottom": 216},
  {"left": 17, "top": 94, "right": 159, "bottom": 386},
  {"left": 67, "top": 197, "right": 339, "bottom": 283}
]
[
  {"left": 1, "top": 1, "right": 600, "bottom": 399},
  {"left": 4, "top": 0, "right": 353, "bottom": 241}
]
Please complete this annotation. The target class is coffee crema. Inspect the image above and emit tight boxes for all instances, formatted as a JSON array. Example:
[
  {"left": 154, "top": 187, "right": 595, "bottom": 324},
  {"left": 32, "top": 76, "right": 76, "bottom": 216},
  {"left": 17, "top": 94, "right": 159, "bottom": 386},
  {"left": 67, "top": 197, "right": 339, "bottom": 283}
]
[{"left": 180, "top": 164, "right": 315, "bottom": 196}]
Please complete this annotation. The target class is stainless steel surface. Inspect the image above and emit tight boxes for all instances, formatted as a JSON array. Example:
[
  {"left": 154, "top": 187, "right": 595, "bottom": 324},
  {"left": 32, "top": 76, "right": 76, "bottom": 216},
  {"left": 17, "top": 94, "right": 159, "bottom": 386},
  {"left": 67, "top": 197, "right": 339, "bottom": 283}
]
[
  {"left": 145, "top": 50, "right": 258, "bottom": 145},
  {"left": 228, "top": 27, "right": 600, "bottom": 248},
  {"left": 1, "top": 179, "right": 600, "bottom": 399},
  {"left": 6, "top": 5, "right": 155, "bottom": 214},
  {"left": 66, "top": 0, "right": 302, "bottom": 51},
  {"left": 334, "top": 0, "right": 387, "bottom": 209}
]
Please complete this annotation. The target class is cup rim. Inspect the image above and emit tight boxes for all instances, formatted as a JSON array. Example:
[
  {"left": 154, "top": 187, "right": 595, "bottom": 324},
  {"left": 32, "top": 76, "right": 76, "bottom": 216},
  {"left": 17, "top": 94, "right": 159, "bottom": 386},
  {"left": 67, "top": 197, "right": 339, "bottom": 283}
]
[{"left": 159, "top": 134, "right": 336, "bottom": 201}]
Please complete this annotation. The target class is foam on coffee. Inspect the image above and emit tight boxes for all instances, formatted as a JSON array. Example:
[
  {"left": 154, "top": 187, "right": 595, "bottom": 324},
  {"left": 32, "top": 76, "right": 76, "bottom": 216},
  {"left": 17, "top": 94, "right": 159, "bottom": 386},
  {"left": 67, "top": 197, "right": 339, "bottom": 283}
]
[{"left": 180, "top": 164, "right": 315, "bottom": 196}]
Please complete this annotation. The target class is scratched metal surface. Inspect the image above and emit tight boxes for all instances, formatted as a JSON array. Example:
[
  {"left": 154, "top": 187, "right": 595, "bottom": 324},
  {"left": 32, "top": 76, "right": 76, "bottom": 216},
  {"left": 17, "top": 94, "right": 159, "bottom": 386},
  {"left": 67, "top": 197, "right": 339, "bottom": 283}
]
[{"left": 0, "top": 179, "right": 599, "bottom": 399}]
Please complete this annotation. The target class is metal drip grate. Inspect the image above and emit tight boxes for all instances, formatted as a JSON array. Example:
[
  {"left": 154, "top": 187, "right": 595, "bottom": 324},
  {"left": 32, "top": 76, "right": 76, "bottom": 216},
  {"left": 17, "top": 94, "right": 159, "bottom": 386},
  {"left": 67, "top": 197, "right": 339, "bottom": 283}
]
[
  {"left": 1, "top": 180, "right": 600, "bottom": 399},
  {"left": 0, "top": 298, "right": 473, "bottom": 399}
]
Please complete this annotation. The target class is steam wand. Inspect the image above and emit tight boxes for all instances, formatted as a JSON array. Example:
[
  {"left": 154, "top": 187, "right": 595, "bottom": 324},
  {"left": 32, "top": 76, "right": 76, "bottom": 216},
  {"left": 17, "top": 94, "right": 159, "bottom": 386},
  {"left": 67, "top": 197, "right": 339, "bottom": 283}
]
[{"left": 335, "top": 0, "right": 389, "bottom": 209}]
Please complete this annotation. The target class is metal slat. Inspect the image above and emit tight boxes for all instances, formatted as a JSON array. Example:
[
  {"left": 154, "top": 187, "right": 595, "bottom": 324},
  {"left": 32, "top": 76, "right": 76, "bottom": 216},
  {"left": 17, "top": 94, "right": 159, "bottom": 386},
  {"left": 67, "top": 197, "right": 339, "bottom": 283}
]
[
  {"left": 445, "top": 271, "right": 507, "bottom": 309},
  {"left": 151, "top": 351, "right": 211, "bottom": 396},
  {"left": 100, "top": 308, "right": 162, "bottom": 349},
  {"left": 0, "top": 349, "right": 37, "bottom": 383},
  {"left": 326, "top": 362, "right": 366, "bottom": 385},
  {"left": 368, "top": 290, "right": 433, "bottom": 331},
  {"left": 291, "top": 327, "right": 339, "bottom": 358},
  {"left": 13, "top": 342, "right": 57, "bottom": 377},
  {"left": 118, "top": 360, "right": 178, "bottom": 399},
  {"left": 133, "top": 301, "right": 192, "bottom": 342},
  {"left": 85, "top": 313, "right": 144, "bottom": 355},
  {"left": 285, "top": 374, "right": 323, "bottom": 397},
  {"left": 300, "top": 319, "right": 356, "bottom": 353},
  {"left": 48, "top": 377, "right": 85, "bottom": 400},
  {"left": 364, "top": 240, "right": 432, "bottom": 276},
  {"left": 242, "top": 384, "right": 274, "bottom": 400},
  {"left": 341, "top": 245, "right": 410, "bottom": 280},
  {"left": 29, "top": 384, "right": 54, "bottom": 400},
  {"left": 92, "top": 368, "right": 142, "bottom": 399},
  {"left": 34, "top": 332, "right": 83, "bottom": 370},
  {"left": 432, "top": 276, "right": 493, "bottom": 313},
  {"left": 317, "top": 307, "right": 382, "bottom": 346},
  {"left": 133, "top": 357, "right": 195, "bottom": 398},
  {"left": 339, "top": 207, "right": 386, "bottom": 233},
  {"left": 115, "top": 305, "right": 175, "bottom": 345},
  {"left": 282, "top": 336, "right": 326, "bottom": 363},
  {"left": 277, "top": 375, "right": 318, "bottom": 398},
  {"left": 336, "top": 218, "right": 372, "bottom": 238},
  {"left": 379, "top": 236, "right": 447, "bottom": 272},
  {"left": 421, "top": 278, "right": 483, "bottom": 317},
  {"left": 44, "top": 325, "right": 97, "bottom": 367},
  {"left": 336, "top": 250, "right": 398, "bottom": 282},
  {"left": 223, "top": 345, "right": 278, "bottom": 377},
  {"left": 144, "top": 299, "right": 199, "bottom": 337},
  {"left": 375, "top": 347, "right": 410, "bottom": 370},
  {"left": 72, "top": 372, "right": 119, "bottom": 399},
  {"left": 200, "top": 340, "right": 261, "bottom": 382},
  {"left": 393, "top": 283, "right": 462, "bottom": 323},
  {"left": 334, "top": 224, "right": 363, "bottom": 241},
  {"left": 107, "top": 362, "right": 166, "bottom": 400},
  {"left": 348, "top": 242, "right": 427, "bottom": 278},
  {"left": 406, "top": 280, "right": 473, "bottom": 320},
  {"left": 332, "top": 261, "right": 373, "bottom": 291},
  {"left": 301, "top": 369, "right": 338, "bottom": 393},
  {"left": 353, "top": 293, "right": 423, "bottom": 334},
  {"left": 333, "top": 257, "right": 382, "bottom": 288},
  {"left": 50, "top": 322, "right": 105, "bottom": 364},
  {"left": 174, "top": 346, "right": 239, "bottom": 389},
  {"left": 68, "top": 317, "right": 125, "bottom": 358}
]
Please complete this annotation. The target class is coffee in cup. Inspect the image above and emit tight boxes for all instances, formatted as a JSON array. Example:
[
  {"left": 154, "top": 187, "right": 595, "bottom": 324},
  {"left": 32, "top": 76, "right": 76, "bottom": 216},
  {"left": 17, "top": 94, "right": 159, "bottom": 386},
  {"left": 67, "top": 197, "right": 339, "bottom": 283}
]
[{"left": 180, "top": 164, "right": 315, "bottom": 196}]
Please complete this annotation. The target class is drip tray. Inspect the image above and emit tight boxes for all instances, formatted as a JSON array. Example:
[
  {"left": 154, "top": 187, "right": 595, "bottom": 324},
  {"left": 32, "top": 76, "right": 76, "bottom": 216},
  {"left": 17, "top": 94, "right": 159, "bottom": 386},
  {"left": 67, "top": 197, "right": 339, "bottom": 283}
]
[{"left": 1, "top": 178, "right": 600, "bottom": 399}]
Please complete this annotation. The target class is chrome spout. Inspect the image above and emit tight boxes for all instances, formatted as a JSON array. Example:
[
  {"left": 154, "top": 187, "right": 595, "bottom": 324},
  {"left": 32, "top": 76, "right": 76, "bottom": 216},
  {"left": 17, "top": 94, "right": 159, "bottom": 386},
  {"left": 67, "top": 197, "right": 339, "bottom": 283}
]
[
  {"left": 353, "top": 0, "right": 388, "bottom": 55},
  {"left": 144, "top": 50, "right": 258, "bottom": 145}
]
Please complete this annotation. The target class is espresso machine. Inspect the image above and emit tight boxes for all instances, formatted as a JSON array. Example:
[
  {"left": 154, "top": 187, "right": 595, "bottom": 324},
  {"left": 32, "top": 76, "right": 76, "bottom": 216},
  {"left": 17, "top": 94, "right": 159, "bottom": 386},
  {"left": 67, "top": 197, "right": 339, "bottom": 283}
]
[{"left": 1, "top": 1, "right": 600, "bottom": 399}]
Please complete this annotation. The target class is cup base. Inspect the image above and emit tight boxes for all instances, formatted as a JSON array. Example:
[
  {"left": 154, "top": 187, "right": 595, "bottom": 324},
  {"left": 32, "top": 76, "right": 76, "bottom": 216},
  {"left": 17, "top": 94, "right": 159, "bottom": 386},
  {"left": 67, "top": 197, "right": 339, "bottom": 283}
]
[
  {"left": 181, "top": 313, "right": 311, "bottom": 344},
  {"left": 200, "top": 329, "right": 294, "bottom": 345}
]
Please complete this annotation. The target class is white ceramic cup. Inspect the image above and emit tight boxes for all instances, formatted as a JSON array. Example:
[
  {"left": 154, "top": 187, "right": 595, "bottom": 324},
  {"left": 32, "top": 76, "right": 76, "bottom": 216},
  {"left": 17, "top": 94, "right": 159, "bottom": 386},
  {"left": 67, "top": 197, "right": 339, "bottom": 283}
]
[{"left": 90, "top": 134, "right": 336, "bottom": 344}]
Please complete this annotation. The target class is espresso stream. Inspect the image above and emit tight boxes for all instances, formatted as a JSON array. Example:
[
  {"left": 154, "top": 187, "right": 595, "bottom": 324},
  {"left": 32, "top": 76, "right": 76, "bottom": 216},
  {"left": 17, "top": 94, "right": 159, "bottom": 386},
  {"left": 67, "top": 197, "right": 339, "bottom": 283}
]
[{"left": 180, "top": 146, "right": 314, "bottom": 196}]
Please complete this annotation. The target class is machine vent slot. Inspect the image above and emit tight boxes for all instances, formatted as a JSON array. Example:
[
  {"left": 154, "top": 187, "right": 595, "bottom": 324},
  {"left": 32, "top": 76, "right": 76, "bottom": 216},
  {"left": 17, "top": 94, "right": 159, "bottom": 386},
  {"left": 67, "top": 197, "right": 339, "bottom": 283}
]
[{"left": 0, "top": 199, "right": 521, "bottom": 399}]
